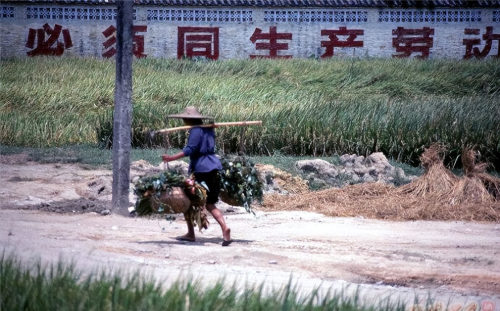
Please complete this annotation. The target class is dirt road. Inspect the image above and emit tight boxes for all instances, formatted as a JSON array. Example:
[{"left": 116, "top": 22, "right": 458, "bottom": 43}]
[{"left": 1, "top": 158, "right": 499, "bottom": 310}]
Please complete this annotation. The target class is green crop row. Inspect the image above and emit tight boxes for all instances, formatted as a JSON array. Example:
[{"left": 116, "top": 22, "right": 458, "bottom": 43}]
[{"left": 0, "top": 252, "right": 413, "bottom": 311}]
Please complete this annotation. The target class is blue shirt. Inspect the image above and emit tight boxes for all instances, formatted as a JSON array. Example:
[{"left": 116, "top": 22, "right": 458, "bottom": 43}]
[{"left": 183, "top": 127, "right": 222, "bottom": 173}]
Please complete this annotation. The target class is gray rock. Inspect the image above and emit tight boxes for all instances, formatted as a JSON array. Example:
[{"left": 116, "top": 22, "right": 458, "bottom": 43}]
[
  {"left": 366, "top": 152, "right": 389, "bottom": 165},
  {"left": 353, "top": 167, "right": 368, "bottom": 176},
  {"left": 362, "top": 175, "right": 376, "bottom": 183},
  {"left": 350, "top": 174, "right": 361, "bottom": 183},
  {"left": 295, "top": 159, "right": 338, "bottom": 178},
  {"left": 339, "top": 154, "right": 358, "bottom": 165},
  {"left": 368, "top": 166, "right": 378, "bottom": 176}
]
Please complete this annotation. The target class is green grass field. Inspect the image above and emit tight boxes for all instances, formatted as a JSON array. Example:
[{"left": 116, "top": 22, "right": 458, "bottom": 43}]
[{"left": 1, "top": 57, "right": 499, "bottom": 167}]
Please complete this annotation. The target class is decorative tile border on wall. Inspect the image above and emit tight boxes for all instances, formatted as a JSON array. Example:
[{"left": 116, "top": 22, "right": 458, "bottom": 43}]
[
  {"left": 379, "top": 10, "right": 482, "bottom": 23},
  {"left": 147, "top": 9, "right": 253, "bottom": 23},
  {"left": 264, "top": 10, "right": 368, "bottom": 23},
  {"left": 493, "top": 10, "right": 500, "bottom": 22},
  {"left": 25, "top": 6, "right": 136, "bottom": 21},
  {"left": 1, "top": 6, "right": 15, "bottom": 19}
]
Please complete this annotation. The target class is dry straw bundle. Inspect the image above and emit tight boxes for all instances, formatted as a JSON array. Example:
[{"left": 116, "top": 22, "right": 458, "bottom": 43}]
[
  {"left": 263, "top": 144, "right": 500, "bottom": 222},
  {"left": 449, "top": 148, "right": 494, "bottom": 205},
  {"left": 397, "top": 143, "right": 458, "bottom": 198},
  {"left": 461, "top": 148, "right": 500, "bottom": 201}
]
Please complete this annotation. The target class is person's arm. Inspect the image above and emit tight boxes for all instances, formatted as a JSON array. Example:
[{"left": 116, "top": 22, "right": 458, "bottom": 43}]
[
  {"left": 182, "top": 128, "right": 202, "bottom": 156},
  {"left": 162, "top": 128, "right": 202, "bottom": 162},
  {"left": 162, "top": 152, "right": 185, "bottom": 162}
]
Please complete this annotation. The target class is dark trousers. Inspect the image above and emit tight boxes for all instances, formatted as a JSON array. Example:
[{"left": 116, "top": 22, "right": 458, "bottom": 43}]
[{"left": 194, "top": 169, "right": 221, "bottom": 204}]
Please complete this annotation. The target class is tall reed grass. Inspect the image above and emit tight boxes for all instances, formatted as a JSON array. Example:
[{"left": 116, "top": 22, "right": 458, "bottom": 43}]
[
  {"left": 0, "top": 252, "right": 407, "bottom": 311},
  {"left": 1, "top": 57, "right": 499, "bottom": 166}
]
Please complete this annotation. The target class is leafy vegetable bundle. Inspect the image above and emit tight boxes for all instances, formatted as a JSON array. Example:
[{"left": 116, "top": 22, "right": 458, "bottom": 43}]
[
  {"left": 133, "top": 155, "right": 263, "bottom": 216},
  {"left": 134, "top": 171, "right": 206, "bottom": 216},
  {"left": 219, "top": 155, "right": 264, "bottom": 215}
]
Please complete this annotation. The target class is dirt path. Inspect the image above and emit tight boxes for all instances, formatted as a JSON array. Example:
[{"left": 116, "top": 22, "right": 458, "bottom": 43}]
[{"left": 1, "top": 159, "right": 499, "bottom": 310}]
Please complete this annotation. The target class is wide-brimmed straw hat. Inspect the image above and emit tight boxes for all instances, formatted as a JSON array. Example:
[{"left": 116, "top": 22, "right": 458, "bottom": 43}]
[{"left": 167, "top": 106, "right": 213, "bottom": 119}]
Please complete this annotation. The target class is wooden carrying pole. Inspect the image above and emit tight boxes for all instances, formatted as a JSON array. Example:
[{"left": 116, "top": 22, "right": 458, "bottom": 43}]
[{"left": 152, "top": 121, "right": 262, "bottom": 135}]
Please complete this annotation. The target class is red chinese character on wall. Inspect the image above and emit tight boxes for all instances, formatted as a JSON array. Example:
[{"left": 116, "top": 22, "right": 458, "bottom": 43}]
[
  {"left": 249, "top": 26, "right": 292, "bottom": 59},
  {"left": 463, "top": 26, "right": 500, "bottom": 59},
  {"left": 102, "top": 25, "right": 148, "bottom": 58},
  {"left": 25, "top": 23, "right": 73, "bottom": 57},
  {"left": 177, "top": 27, "right": 219, "bottom": 60},
  {"left": 321, "top": 27, "right": 364, "bottom": 58},
  {"left": 392, "top": 27, "right": 434, "bottom": 59}
]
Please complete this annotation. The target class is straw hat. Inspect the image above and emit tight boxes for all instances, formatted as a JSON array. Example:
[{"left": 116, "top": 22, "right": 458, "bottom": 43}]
[{"left": 167, "top": 106, "right": 213, "bottom": 119}]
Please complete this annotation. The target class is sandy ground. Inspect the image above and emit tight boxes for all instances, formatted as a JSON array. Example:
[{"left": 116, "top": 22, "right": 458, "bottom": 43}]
[{"left": 1, "top": 156, "right": 499, "bottom": 310}]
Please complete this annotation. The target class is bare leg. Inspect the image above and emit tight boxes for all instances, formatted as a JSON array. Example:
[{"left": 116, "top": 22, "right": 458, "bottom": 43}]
[
  {"left": 177, "top": 212, "right": 196, "bottom": 242},
  {"left": 206, "top": 203, "right": 231, "bottom": 243}
]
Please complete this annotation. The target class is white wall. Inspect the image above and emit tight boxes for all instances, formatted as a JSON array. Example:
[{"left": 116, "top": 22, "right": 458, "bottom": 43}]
[{"left": 1, "top": 4, "right": 499, "bottom": 59}]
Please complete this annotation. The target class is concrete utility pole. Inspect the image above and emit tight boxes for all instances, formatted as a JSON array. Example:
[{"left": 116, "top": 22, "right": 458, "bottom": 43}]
[{"left": 112, "top": 0, "right": 133, "bottom": 216}]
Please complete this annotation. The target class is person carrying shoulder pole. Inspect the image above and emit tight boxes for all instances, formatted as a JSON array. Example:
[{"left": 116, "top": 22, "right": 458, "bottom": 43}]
[{"left": 162, "top": 106, "right": 232, "bottom": 246}]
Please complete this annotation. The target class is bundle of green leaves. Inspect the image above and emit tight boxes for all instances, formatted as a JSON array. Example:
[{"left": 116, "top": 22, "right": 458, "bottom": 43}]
[
  {"left": 134, "top": 171, "right": 186, "bottom": 197},
  {"left": 219, "top": 155, "right": 264, "bottom": 215},
  {"left": 133, "top": 171, "right": 186, "bottom": 215}
]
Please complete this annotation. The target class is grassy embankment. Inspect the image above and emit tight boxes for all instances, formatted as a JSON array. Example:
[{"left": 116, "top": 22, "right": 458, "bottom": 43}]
[{"left": 1, "top": 57, "right": 499, "bottom": 167}]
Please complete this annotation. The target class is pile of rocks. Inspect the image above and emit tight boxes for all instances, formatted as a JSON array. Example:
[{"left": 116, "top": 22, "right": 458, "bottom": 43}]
[{"left": 295, "top": 152, "right": 417, "bottom": 189}]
